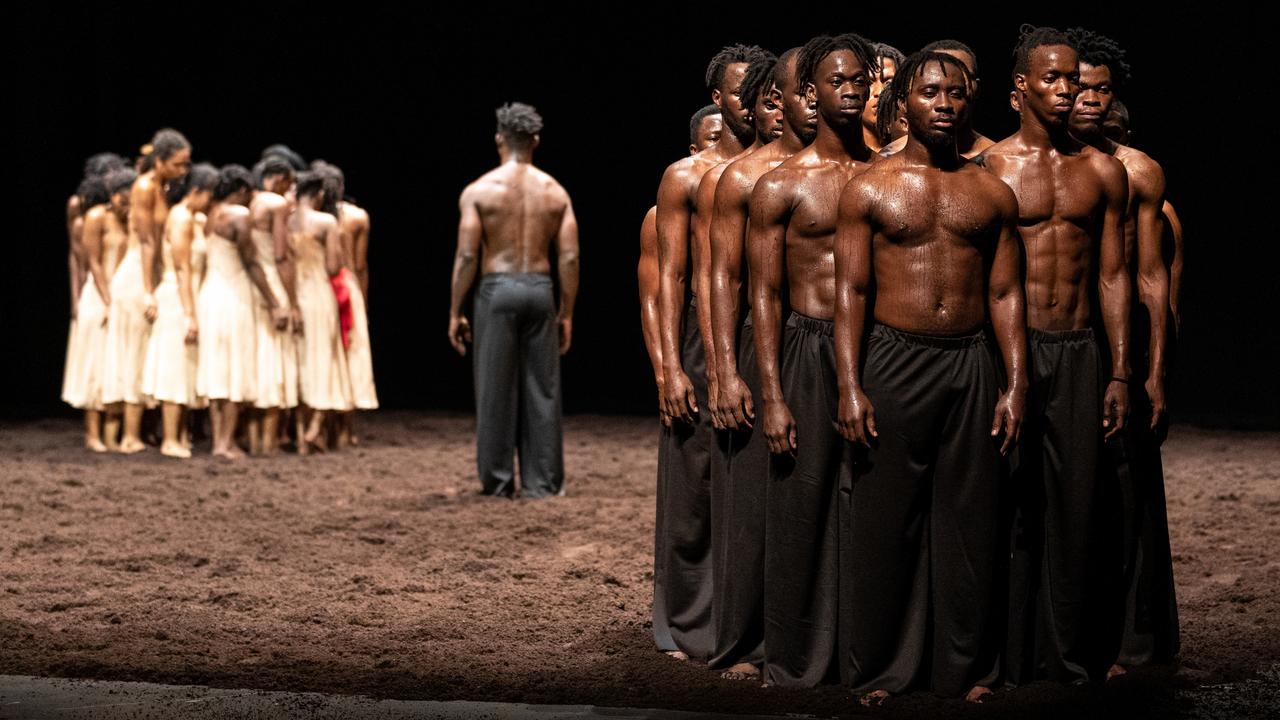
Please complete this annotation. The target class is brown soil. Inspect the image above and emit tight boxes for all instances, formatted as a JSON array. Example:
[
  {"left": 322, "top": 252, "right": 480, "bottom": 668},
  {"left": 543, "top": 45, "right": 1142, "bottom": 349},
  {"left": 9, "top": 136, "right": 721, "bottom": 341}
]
[{"left": 1, "top": 414, "right": 1277, "bottom": 719}]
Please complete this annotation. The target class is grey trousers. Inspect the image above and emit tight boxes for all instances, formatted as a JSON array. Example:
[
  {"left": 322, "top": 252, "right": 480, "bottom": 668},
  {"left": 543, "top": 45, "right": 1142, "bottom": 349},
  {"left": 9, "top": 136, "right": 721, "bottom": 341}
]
[{"left": 473, "top": 273, "right": 563, "bottom": 498}]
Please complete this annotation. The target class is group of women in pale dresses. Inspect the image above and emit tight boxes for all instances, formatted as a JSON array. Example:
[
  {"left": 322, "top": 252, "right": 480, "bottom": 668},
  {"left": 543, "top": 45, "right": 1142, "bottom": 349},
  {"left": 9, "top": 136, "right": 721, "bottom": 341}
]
[{"left": 61, "top": 131, "right": 378, "bottom": 458}]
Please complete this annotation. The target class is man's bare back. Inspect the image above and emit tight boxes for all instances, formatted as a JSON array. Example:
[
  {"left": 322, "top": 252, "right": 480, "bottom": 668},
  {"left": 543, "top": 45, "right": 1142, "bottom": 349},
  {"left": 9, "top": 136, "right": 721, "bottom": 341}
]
[{"left": 463, "top": 163, "right": 571, "bottom": 275}]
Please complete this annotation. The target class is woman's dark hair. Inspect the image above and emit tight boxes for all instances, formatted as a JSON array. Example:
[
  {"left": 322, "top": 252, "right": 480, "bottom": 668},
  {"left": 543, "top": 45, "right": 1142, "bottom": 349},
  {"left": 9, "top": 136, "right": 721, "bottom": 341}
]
[
  {"left": 213, "top": 164, "right": 253, "bottom": 201},
  {"left": 149, "top": 128, "right": 191, "bottom": 161}
]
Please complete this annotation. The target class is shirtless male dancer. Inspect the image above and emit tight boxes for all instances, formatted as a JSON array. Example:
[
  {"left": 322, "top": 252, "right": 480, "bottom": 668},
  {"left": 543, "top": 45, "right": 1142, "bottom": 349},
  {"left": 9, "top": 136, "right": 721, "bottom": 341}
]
[
  {"left": 640, "top": 106, "right": 722, "bottom": 424},
  {"left": 105, "top": 129, "right": 190, "bottom": 454},
  {"left": 834, "top": 51, "right": 1027, "bottom": 705},
  {"left": 705, "top": 47, "right": 816, "bottom": 681},
  {"left": 1102, "top": 101, "right": 1184, "bottom": 333},
  {"left": 748, "top": 32, "right": 878, "bottom": 687},
  {"left": 1066, "top": 29, "right": 1180, "bottom": 676},
  {"left": 653, "top": 44, "right": 767, "bottom": 663},
  {"left": 881, "top": 39, "right": 994, "bottom": 158},
  {"left": 449, "top": 102, "right": 579, "bottom": 499},
  {"left": 979, "top": 26, "right": 1131, "bottom": 686},
  {"left": 862, "top": 42, "right": 904, "bottom": 152},
  {"left": 247, "top": 156, "right": 298, "bottom": 455}
]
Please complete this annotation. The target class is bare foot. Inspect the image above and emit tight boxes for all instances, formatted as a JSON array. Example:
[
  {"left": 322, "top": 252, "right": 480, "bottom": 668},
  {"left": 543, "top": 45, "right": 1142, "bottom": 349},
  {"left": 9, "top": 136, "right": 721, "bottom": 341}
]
[
  {"left": 965, "top": 685, "right": 993, "bottom": 703},
  {"left": 719, "top": 662, "right": 760, "bottom": 681},
  {"left": 160, "top": 442, "right": 192, "bottom": 459},
  {"left": 859, "top": 690, "right": 891, "bottom": 708},
  {"left": 85, "top": 438, "right": 108, "bottom": 453},
  {"left": 116, "top": 438, "right": 146, "bottom": 454},
  {"left": 213, "top": 446, "right": 245, "bottom": 460},
  {"left": 1107, "top": 664, "right": 1128, "bottom": 681},
  {"left": 664, "top": 651, "right": 689, "bottom": 662}
]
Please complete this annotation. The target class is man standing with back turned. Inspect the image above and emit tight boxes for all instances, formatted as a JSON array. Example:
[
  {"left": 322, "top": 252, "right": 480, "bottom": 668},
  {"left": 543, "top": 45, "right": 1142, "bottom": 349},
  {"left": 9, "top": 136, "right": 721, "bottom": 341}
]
[{"left": 449, "top": 102, "right": 580, "bottom": 499}]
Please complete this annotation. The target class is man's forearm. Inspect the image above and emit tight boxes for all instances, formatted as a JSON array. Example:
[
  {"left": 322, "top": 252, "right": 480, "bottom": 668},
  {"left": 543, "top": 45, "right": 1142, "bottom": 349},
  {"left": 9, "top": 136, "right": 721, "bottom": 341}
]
[{"left": 558, "top": 252, "right": 579, "bottom": 318}]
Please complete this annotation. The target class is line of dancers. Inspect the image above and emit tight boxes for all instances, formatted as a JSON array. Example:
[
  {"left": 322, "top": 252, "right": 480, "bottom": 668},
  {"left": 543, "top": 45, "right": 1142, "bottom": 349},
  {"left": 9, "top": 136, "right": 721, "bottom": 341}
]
[
  {"left": 642, "top": 26, "right": 1183, "bottom": 704},
  {"left": 61, "top": 132, "right": 378, "bottom": 458}
]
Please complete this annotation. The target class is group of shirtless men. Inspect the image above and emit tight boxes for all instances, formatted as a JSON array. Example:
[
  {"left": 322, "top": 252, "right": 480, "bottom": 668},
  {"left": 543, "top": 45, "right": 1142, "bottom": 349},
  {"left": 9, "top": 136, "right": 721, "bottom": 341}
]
[
  {"left": 639, "top": 26, "right": 1183, "bottom": 703},
  {"left": 61, "top": 134, "right": 378, "bottom": 459}
]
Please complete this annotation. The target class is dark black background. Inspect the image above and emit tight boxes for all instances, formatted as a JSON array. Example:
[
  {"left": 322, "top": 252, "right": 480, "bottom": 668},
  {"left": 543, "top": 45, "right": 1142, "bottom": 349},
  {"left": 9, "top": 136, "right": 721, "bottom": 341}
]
[{"left": 7, "top": 2, "right": 1276, "bottom": 428}]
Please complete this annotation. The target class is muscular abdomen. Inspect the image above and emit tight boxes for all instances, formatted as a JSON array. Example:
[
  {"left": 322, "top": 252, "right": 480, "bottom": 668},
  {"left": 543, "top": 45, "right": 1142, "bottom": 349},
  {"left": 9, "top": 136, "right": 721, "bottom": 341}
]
[{"left": 1021, "top": 220, "right": 1094, "bottom": 331}]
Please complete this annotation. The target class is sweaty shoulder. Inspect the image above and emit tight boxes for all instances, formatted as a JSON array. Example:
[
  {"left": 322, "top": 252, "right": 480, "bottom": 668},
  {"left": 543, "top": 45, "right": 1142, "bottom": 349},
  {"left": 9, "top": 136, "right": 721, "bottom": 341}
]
[
  {"left": 963, "top": 161, "right": 1018, "bottom": 213},
  {"left": 1116, "top": 146, "right": 1165, "bottom": 197},
  {"left": 85, "top": 204, "right": 108, "bottom": 223}
]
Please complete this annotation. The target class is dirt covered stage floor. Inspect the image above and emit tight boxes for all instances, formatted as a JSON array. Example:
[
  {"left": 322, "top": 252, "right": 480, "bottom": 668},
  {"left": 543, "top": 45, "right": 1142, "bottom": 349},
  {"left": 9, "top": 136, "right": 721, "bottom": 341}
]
[{"left": 1, "top": 413, "right": 1277, "bottom": 719}]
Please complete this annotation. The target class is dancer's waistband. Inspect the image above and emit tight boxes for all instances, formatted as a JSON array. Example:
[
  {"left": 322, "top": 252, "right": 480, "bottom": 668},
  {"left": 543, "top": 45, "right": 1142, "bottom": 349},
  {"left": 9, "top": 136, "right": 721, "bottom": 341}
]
[
  {"left": 1027, "top": 327, "right": 1095, "bottom": 343},
  {"left": 786, "top": 311, "right": 834, "bottom": 337},
  {"left": 871, "top": 323, "right": 987, "bottom": 349},
  {"left": 479, "top": 272, "right": 552, "bottom": 286}
]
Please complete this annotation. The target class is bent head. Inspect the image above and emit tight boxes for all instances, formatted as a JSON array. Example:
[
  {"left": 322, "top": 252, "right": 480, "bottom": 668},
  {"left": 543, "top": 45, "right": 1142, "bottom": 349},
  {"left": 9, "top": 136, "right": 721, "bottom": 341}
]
[
  {"left": 1102, "top": 98, "right": 1131, "bottom": 145},
  {"left": 213, "top": 165, "right": 254, "bottom": 207},
  {"left": 104, "top": 169, "right": 136, "bottom": 218},
  {"left": 256, "top": 155, "right": 297, "bottom": 195}
]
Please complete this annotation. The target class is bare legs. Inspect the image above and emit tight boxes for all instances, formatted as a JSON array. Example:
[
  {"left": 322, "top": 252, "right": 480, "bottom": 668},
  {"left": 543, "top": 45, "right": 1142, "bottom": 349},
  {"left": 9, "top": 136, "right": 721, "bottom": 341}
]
[
  {"left": 117, "top": 402, "right": 145, "bottom": 454},
  {"left": 103, "top": 407, "right": 122, "bottom": 452},
  {"left": 83, "top": 410, "right": 107, "bottom": 453},
  {"left": 159, "top": 402, "right": 190, "bottom": 458},
  {"left": 210, "top": 399, "right": 243, "bottom": 459},
  {"left": 296, "top": 406, "right": 327, "bottom": 455}
]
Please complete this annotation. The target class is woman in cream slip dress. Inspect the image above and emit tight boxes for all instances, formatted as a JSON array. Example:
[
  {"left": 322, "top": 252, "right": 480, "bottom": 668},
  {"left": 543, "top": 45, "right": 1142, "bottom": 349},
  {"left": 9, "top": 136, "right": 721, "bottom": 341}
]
[
  {"left": 250, "top": 208, "right": 299, "bottom": 455},
  {"left": 188, "top": 209, "right": 209, "bottom": 413},
  {"left": 62, "top": 182, "right": 128, "bottom": 451},
  {"left": 292, "top": 173, "right": 352, "bottom": 452},
  {"left": 142, "top": 165, "right": 217, "bottom": 458},
  {"left": 197, "top": 172, "right": 258, "bottom": 459},
  {"left": 100, "top": 224, "right": 153, "bottom": 452},
  {"left": 336, "top": 201, "right": 378, "bottom": 450}
]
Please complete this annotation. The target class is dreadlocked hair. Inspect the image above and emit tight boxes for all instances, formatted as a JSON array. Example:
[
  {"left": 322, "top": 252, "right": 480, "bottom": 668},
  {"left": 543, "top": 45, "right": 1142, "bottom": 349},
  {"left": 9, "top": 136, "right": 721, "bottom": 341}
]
[
  {"left": 882, "top": 51, "right": 972, "bottom": 142},
  {"left": 1065, "top": 27, "right": 1131, "bottom": 89},
  {"left": 797, "top": 32, "right": 876, "bottom": 89},
  {"left": 876, "top": 76, "right": 902, "bottom": 143},
  {"left": 495, "top": 102, "right": 543, "bottom": 150},
  {"left": 1012, "top": 24, "right": 1073, "bottom": 81},
  {"left": 739, "top": 51, "right": 780, "bottom": 111},
  {"left": 704, "top": 44, "right": 770, "bottom": 92},
  {"left": 870, "top": 41, "right": 905, "bottom": 75}
]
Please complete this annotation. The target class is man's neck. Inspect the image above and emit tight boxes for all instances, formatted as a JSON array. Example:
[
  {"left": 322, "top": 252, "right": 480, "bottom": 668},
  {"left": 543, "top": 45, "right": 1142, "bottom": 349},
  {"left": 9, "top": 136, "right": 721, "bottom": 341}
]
[
  {"left": 776, "top": 123, "right": 808, "bottom": 154},
  {"left": 499, "top": 149, "right": 533, "bottom": 165},
  {"left": 1017, "top": 108, "right": 1080, "bottom": 153},
  {"left": 902, "top": 133, "right": 962, "bottom": 170},
  {"left": 812, "top": 117, "right": 870, "bottom": 161},
  {"left": 714, "top": 124, "right": 752, "bottom": 159},
  {"left": 1073, "top": 125, "right": 1119, "bottom": 156},
  {"left": 862, "top": 123, "right": 881, "bottom": 152}
]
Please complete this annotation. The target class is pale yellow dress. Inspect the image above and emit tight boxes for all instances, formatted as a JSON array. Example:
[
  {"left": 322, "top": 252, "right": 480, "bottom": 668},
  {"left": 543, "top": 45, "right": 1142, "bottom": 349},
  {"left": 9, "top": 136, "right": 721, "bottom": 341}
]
[
  {"left": 188, "top": 212, "right": 209, "bottom": 408},
  {"left": 341, "top": 270, "right": 379, "bottom": 409},
  {"left": 251, "top": 229, "right": 299, "bottom": 409},
  {"left": 100, "top": 229, "right": 152, "bottom": 405},
  {"left": 142, "top": 205, "right": 199, "bottom": 406},
  {"left": 196, "top": 231, "right": 256, "bottom": 402},
  {"left": 61, "top": 217, "right": 126, "bottom": 409},
  {"left": 294, "top": 231, "right": 352, "bottom": 410}
]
